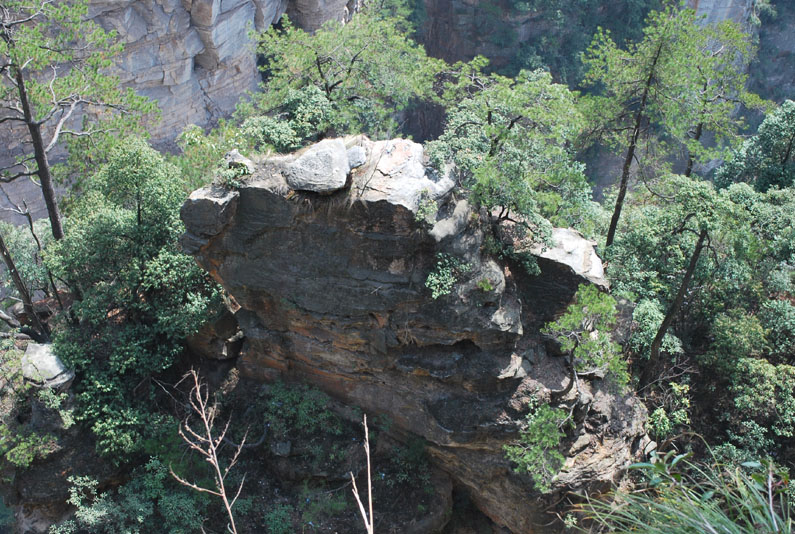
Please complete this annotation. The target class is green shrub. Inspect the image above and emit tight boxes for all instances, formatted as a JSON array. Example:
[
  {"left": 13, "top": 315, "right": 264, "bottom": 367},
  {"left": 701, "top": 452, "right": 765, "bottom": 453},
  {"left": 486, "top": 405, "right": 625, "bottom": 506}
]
[
  {"left": 425, "top": 253, "right": 471, "bottom": 299},
  {"left": 627, "top": 299, "right": 683, "bottom": 360},
  {"left": 264, "top": 504, "right": 293, "bottom": 534},
  {"left": 260, "top": 382, "right": 343, "bottom": 440},
  {"left": 542, "top": 284, "right": 628, "bottom": 389},
  {"left": 584, "top": 452, "right": 793, "bottom": 534},
  {"left": 503, "top": 396, "right": 570, "bottom": 493},
  {"left": 761, "top": 300, "right": 795, "bottom": 359},
  {"left": 49, "top": 458, "right": 204, "bottom": 534},
  {"left": 47, "top": 139, "right": 222, "bottom": 458},
  {"left": 414, "top": 189, "right": 438, "bottom": 225}
]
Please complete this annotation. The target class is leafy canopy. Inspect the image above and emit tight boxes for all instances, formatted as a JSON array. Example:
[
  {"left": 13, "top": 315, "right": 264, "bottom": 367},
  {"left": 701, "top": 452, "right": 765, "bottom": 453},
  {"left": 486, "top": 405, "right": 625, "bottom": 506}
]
[
  {"left": 428, "top": 69, "right": 593, "bottom": 237},
  {"left": 715, "top": 100, "right": 795, "bottom": 192},
  {"left": 47, "top": 139, "right": 222, "bottom": 458},
  {"left": 543, "top": 284, "right": 628, "bottom": 387},
  {"left": 0, "top": 0, "right": 154, "bottom": 180},
  {"left": 248, "top": 7, "right": 444, "bottom": 140}
]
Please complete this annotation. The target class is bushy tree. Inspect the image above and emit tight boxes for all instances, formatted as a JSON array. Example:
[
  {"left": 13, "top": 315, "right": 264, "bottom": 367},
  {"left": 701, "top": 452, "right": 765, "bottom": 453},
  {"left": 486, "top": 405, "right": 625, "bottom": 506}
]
[
  {"left": 248, "top": 6, "right": 443, "bottom": 140},
  {"left": 715, "top": 100, "right": 795, "bottom": 192},
  {"left": 428, "top": 68, "right": 593, "bottom": 238},
  {"left": 47, "top": 139, "right": 222, "bottom": 457},
  {"left": 50, "top": 458, "right": 204, "bottom": 534},
  {"left": 542, "top": 284, "right": 628, "bottom": 396},
  {"left": 582, "top": 5, "right": 761, "bottom": 246}
]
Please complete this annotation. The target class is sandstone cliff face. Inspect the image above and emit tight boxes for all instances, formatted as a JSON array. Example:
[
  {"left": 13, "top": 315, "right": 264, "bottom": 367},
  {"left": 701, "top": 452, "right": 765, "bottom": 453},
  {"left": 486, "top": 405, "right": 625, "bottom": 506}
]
[
  {"left": 181, "top": 137, "right": 648, "bottom": 533},
  {"left": 0, "top": 0, "right": 349, "bottom": 225}
]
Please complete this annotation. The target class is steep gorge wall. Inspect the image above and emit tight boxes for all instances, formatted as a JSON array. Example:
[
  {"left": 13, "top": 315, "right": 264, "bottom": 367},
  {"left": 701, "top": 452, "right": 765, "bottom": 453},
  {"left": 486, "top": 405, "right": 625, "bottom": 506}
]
[
  {"left": 0, "top": 0, "right": 350, "bottom": 225},
  {"left": 181, "top": 137, "right": 648, "bottom": 533}
]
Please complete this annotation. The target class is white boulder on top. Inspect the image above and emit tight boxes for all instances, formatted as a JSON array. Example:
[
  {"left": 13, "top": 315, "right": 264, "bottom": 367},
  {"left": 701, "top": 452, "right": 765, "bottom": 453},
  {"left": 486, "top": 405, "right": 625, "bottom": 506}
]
[{"left": 21, "top": 343, "right": 74, "bottom": 389}]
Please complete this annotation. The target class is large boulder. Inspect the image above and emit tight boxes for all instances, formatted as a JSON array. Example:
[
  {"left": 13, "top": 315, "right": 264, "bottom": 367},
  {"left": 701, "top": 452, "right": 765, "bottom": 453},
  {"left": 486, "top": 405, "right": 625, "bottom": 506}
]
[
  {"left": 21, "top": 344, "right": 74, "bottom": 389},
  {"left": 181, "top": 136, "right": 647, "bottom": 533},
  {"left": 285, "top": 138, "right": 350, "bottom": 193}
]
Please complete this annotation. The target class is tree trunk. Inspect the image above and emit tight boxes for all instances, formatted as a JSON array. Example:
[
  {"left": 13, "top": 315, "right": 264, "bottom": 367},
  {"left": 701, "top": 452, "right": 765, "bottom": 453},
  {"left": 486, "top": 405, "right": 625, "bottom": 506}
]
[
  {"left": 684, "top": 121, "right": 703, "bottom": 178},
  {"left": 0, "top": 232, "right": 50, "bottom": 341},
  {"left": 14, "top": 67, "right": 64, "bottom": 240},
  {"left": 605, "top": 42, "right": 664, "bottom": 248},
  {"left": 642, "top": 228, "right": 707, "bottom": 388}
]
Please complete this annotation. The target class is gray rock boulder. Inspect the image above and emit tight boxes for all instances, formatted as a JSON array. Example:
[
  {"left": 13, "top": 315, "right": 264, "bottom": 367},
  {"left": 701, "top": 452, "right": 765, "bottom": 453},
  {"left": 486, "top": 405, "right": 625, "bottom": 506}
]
[
  {"left": 179, "top": 185, "right": 239, "bottom": 254},
  {"left": 286, "top": 138, "right": 350, "bottom": 193},
  {"left": 530, "top": 227, "right": 607, "bottom": 289},
  {"left": 346, "top": 145, "right": 367, "bottom": 169},
  {"left": 21, "top": 343, "right": 74, "bottom": 389},
  {"left": 353, "top": 139, "right": 455, "bottom": 211}
]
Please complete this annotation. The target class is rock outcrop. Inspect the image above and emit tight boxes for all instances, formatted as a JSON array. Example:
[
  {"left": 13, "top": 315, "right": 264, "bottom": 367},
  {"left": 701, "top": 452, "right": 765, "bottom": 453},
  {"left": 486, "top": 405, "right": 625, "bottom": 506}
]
[{"left": 181, "top": 136, "right": 647, "bottom": 533}]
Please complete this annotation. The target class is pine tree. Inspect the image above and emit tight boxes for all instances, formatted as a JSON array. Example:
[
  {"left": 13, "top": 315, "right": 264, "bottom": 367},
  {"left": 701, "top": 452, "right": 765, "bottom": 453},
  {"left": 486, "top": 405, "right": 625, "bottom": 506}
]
[{"left": 0, "top": 0, "right": 153, "bottom": 239}]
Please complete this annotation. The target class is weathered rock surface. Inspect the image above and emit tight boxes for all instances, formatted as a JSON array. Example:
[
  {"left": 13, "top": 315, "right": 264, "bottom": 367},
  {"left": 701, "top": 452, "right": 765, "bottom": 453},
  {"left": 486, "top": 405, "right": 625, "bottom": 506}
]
[
  {"left": 21, "top": 344, "right": 74, "bottom": 389},
  {"left": 182, "top": 137, "right": 647, "bottom": 533},
  {"left": 286, "top": 138, "right": 350, "bottom": 193}
]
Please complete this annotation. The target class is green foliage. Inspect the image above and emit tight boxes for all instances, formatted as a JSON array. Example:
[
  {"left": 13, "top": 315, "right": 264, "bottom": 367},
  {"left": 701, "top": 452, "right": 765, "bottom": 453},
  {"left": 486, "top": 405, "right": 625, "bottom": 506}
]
[
  {"left": 0, "top": 0, "right": 154, "bottom": 186},
  {"left": 428, "top": 69, "right": 592, "bottom": 235},
  {"left": 715, "top": 100, "right": 795, "bottom": 192},
  {"left": 299, "top": 484, "right": 348, "bottom": 526},
  {"left": 586, "top": 452, "right": 793, "bottom": 534},
  {"left": 50, "top": 458, "right": 204, "bottom": 534},
  {"left": 414, "top": 189, "right": 438, "bottom": 225},
  {"left": 503, "top": 396, "right": 570, "bottom": 493},
  {"left": 251, "top": 8, "right": 443, "bottom": 139},
  {"left": 0, "top": 344, "right": 59, "bottom": 468},
  {"left": 1, "top": 427, "right": 57, "bottom": 468},
  {"left": 425, "top": 253, "right": 472, "bottom": 299},
  {"left": 384, "top": 438, "right": 432, "bottom": 491},
  {"left": 476, "top": 278, "right": 494, "bottom": 292},
  {"left": 172, "top": 122, "right": 249, "bottom": 190},
  {"left": 240, "top": 86, "right": 333, "bottom": 153},
  {"left": 761, "top": 300, "right": 795, "bottom": 360},
  {"left": 543, "top": 284, "right": 628, "bottom": 387},
  {"left": 259, "top": 382, "right": 343, "bottom": 441},
  {"left": 701, "top": 310, "right": 767, "bottom": 372},
  {"left": 647, "top": 382, "right": 690, "bottom": 441},
  {"left": 582, "top": 6, "right": 763, "bottom": 185},
  {"left": 47, "top": 139, "right": 222, "bottom": 458},
  {"left": 264, "top": 504, "right": 294, "bottom": 534},
  {"left": 731, "top": 358, "right": 795, "bottom": 442},
  {"left": 500, "top": 0, "right": 662, "bottom": 84},
  {"left": 627, "top": 299, "right": 683, "bottom": 360},
  {"left": 0, "top": 220, "right": 53, "bottom": 301}
]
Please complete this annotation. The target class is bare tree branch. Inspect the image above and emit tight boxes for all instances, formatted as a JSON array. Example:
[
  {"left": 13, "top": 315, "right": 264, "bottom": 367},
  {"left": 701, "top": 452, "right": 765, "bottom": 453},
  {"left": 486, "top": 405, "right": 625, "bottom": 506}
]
[{"left": 171, "top": 370, "right": 246, "bottom": 534}]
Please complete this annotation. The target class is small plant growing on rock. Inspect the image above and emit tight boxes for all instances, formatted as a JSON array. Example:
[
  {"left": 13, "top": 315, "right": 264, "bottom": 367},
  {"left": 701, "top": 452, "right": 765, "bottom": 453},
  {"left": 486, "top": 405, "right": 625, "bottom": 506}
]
[
  {"left": 503, "top": 396, "right": 571, "bottom": 493},
  {"left": 415, "top": 189, "right": 438, "bottom": 225},
  {"left": 542, "top": 284, "right": 628, "bottom": 398},
  {"left": 477, "top": 278, "right": 494, "bottom": 292},
  {"left": 216, "top": 165, "right": 248, "bottom": 190},
  {"left": 425, "top": 253, "right": 472, "bottom": 299}
]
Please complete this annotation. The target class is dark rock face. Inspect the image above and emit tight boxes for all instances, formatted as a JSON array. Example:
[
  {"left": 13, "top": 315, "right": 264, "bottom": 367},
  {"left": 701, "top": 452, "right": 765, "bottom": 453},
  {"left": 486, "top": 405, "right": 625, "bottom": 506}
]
[{"left": 181, "top": 136, "right": 647, "bottom": 533}]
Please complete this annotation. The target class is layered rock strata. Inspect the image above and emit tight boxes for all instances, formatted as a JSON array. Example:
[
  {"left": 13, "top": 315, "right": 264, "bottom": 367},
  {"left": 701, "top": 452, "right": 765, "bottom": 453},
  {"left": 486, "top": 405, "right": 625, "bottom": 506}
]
[{"left": 181, "top": 137, "right": 647, "bottom": 533}]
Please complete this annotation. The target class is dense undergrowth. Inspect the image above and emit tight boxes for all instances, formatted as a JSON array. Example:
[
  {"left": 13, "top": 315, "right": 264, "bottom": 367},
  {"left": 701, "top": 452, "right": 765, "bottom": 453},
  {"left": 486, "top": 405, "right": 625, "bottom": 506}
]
[{"left": 0, "top": 0, "right": 793, "bottom": 532}]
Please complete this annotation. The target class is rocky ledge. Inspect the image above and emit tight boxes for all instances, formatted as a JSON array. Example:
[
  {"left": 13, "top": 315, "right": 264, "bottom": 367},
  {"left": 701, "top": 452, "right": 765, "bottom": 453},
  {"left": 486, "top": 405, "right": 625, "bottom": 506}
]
[{"left": 181, "top": 136, "right": 647, "bottom": 533}]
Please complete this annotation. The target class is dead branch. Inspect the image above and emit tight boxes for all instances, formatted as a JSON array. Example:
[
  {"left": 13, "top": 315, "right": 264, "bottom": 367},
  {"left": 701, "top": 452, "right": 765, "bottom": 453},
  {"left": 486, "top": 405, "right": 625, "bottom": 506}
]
[
  {"left": 350, "top": 414, "right": 374, "bottom": 534},
  {"left": 170, "top": 369, "right": 246, "bottom": 534}
]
